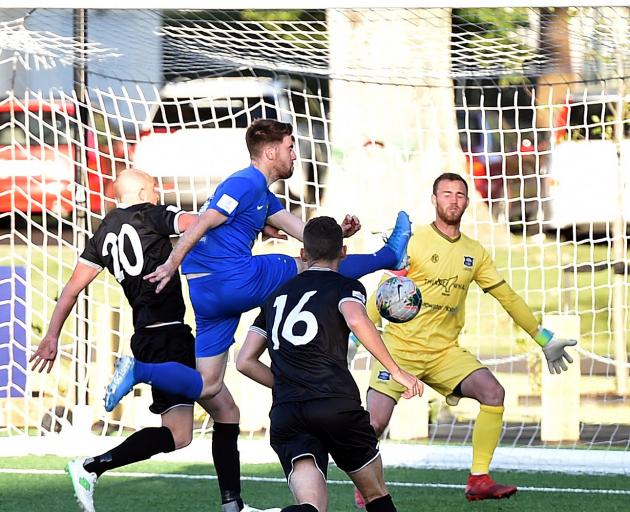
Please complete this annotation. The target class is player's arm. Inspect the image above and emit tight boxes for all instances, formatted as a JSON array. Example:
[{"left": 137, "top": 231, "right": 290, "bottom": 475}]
[
  {"left": 236, "top": 330, "right": 274, "bottom": 388},
  {"left": 340, "top": 214, "right": 361, "bottom": 238},
  {"left": 347, "top": 280, "right": 383, "bottom": 364},
  {"left": 267, "top": 209, "right": 305, "bottom": 241},
  {"left": 349, "top": 271, "right": 410, "bottom": 364},
  {"left": 261, "top": 224, "right": 288, "bottom": 241},
  {"left": 340, "top": 301, "right": 423, "bottom": 399},
  {"left": 145, "top": 208, "right": 228, "bottom": 293},
  {"left": 30, "top": 262, "right": 101, "bottom": 373},
  {"left": 267, "top": 210, "right": 361, "bottom": 242},
  {"left": 488, "top": 281, "right": 577, "bottom": 374},
  {"left": 177, "top": 212, "right": 198, "bottom": 233},
  {"left": 476, "top": 246, "right": 577, "bottom": 374}
]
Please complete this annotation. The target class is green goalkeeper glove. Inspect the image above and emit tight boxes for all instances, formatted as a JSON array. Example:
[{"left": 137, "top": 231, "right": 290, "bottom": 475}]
[{"left": 535, "top": 327, "right": 578, "bottom": 374}]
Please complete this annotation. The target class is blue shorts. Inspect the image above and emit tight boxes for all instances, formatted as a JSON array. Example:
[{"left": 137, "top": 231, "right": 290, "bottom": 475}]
[{"left": 188, "top": 253, "right": 298, "bottom": 357}]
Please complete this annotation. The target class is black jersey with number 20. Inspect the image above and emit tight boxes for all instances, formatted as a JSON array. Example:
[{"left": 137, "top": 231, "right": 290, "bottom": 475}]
[
  {"left": 79, "top": 203, "right": 186, "bottom": 330},
  {"left": 252, "top": 268, "right": 367, "bottom": 405}
]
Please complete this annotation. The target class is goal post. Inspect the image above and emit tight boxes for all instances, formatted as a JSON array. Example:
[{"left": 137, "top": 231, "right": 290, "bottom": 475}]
[{"left": 0, "top": 5, "right": 628, "bottom": 474}]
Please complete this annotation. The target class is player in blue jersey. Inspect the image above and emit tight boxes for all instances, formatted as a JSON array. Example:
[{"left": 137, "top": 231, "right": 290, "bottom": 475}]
[
  {"left": 104, "top": 119, "right": 411, "bottom": 511},
  {"left": 30, "top": 169, "right": 278, "bottom": 512}
]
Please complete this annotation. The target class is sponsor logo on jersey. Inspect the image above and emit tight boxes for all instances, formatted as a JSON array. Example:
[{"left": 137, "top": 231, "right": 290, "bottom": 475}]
[
  {"left": 256, "top": 203, "right": 265, "bottom": 210},
  {"left": 424, "top": 276, "right": 466, "bottom": 295},
  {"left": 216, "top": 193, "right": 239, "bottom": 214},
  {"left": 431, "top": 253, "right": 439, "bottom": 263},
  {"left": 439, "top": 276, "right": 460, "bottom": 294},
  {"left": 463, "top": 256, "right": 474, "bottom": 268},
  {"left": 377, "top": 371, "right": 391, "bottom": 381}
]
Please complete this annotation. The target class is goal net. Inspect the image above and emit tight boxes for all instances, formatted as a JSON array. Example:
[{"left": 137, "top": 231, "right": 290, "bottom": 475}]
[{"left": 0, "top": 5, "right": 628, "bottom": 474}]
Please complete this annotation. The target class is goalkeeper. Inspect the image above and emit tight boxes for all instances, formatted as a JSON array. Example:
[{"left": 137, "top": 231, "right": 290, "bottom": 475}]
[{"left": 353, "top": 172, "right": 577, "bottom": 506}]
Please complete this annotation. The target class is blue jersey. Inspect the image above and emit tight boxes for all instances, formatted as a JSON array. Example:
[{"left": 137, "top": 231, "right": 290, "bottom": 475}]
[{"left": 182, "top": 164, "right": 284, "bottom": 274}]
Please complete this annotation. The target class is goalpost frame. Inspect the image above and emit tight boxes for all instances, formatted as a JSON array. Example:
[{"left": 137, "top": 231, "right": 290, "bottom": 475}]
[
  {"left": 4, "top": 1, "right": 629, "bottom": 9},
  {"left": 1, "top": 2, "right": 628, "bottom": 476}
]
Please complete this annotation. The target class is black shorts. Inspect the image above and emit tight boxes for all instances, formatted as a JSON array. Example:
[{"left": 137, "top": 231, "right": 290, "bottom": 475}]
[
  {"left": 130, "top": 323, "right": 196, "bottom": 415},
  {"left": 269, "top": 397, "right": 380, "bottom": 479}
]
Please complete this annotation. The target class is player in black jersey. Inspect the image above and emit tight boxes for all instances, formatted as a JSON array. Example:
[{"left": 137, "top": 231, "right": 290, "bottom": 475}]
[
  {"left": 236, "top": 216, "right": 424, "bottom": 512},
  {"left": 30, "top": 169, "right": 277, "bottom": 512}
]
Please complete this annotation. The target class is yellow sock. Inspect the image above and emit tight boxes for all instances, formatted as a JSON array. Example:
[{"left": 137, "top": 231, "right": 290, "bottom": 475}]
[{"left": 471, "top": 404, "right": 504, "bottom": 474}]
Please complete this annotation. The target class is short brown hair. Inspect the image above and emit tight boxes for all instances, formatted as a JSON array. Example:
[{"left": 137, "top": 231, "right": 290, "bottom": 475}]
[
  {"left": 432, "top": 172, "right": 468, "bottom": 196},
  {"left": 245, "top": 119, "right": 293, "bottom": 159},
  {"left": 303, "top": 216, "right": 343, "bottom": 262}
]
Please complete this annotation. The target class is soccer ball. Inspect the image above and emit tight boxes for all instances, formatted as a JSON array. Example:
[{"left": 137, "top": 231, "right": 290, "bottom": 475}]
[{"left": 376, "top": 276, "right": 422, "bottom": 323}]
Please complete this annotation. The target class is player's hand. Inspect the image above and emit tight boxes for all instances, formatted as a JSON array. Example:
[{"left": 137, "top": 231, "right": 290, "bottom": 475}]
[
  {"left": 261, "top": 224, "right": 288, "bottom": 241},
  {"left": 29, "top": 335, "right": 59, "bottom": 373},
  {"left": 542, "top": 337, "right": 577, "bottom": 374},
  {"left": 391, "top": 367, "right": 424, "bottom": 399},
  {"left": 144, "top": 260, "right": 177, "bottom": 294},
  {"left": 341, "top": 214, "right": 361, "bottom": 238}
]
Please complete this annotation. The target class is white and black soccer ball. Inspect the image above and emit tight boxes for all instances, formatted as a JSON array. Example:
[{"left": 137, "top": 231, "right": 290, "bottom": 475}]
[{"left": 376, "top": 276, "right": 422, "bottom": 323}]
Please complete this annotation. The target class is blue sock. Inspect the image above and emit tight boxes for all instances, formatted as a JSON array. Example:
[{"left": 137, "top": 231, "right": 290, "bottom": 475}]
[
  {"left": 133, "top": 361, "right": 203, "bottom": 400},
  {"left": 339, "top": 247, "right": 397, "bottom": 279}
]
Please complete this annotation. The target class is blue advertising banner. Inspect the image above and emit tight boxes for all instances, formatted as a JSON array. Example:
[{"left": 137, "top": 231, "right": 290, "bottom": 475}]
[{"left": 0, "top": 266, "right": 27, "bottom": 398}]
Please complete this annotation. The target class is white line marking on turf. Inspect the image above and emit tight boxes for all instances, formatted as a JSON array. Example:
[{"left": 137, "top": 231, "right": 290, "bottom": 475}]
[{"left": 1, "top": 468, "right": 629, "bottom": 495}]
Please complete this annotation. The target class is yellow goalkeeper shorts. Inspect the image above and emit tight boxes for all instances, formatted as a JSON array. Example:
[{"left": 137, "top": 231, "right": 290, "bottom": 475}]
[{"left": 368, "top": 344, "right": 485, "bottom": 402}]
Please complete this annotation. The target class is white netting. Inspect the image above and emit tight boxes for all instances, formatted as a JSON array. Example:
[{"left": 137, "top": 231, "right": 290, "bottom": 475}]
[
  {"left": 0, "top": 14, "right": 117, "bottom": 70},
  {"left": 0, "top": 6, "right": 628, "bottom": 473}
]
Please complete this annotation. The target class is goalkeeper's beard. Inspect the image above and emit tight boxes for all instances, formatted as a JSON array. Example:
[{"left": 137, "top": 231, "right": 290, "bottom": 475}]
[{"left": 437, "top": 205, "right": 463, "bottom": 225}]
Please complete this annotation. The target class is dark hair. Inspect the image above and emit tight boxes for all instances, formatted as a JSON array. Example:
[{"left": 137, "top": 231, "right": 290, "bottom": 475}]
[
  {"left": 303, "top": 216, "right": 343, "bottom": 262},
  {"left": 432, "top": 172, "right": 469, "bottom": 196},
  {"left": 245, "top": 119, "right": 293, "bottom": 159}
]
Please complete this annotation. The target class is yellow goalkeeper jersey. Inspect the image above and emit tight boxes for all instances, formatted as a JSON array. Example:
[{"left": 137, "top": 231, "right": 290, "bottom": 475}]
[{"left": 369, "top": 223, "right": 506, "bottom": 355}]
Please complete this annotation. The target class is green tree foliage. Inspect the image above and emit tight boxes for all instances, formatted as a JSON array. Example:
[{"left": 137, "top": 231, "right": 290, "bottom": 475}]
[{"left": 452, "top": 7, "right": 534, "bottom": 84}]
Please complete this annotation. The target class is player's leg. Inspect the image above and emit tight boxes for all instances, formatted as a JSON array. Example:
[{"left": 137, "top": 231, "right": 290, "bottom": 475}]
[
  {"left": 190, "top": 279, "right": 278, "bottom": 512},
  {"left": 366, "top": 389, "right": 397, "bottom": 438},
  {"left": 459, "top": 368, "right": 516, "bottom": 500},
  {"left": 338, "top": 211, "right": 412, "bottom": 276},
  {"left": 354, "top": 355, "right": 411, "bottom": 508},
  {"left": 106, "top": 273, "right": 251, "bottom": 412},
  {"left": 313, "top": 395, "right": 395, "bottom": 511},
  {"left": 104, "top": 323, "right": 210, "bottom": 412},
  {"left": 198, "top": 382, "right": 241, "bottom": 502},
  {"left": 347, "top": 456, "right": 396, "bottom": 512},
  {"left": 290, "top": 211, "right": 413, "bottom": 278},
  {"left": 461, "top": 367, "right": 506, "bottom": 474},
  {"left": 196, "top": 365, "right": 245, "bottom": 512},
  {"left": 425, "top": 347, "right": 516, "bottom": 501},
  {"left": 241, "top": 227, "right": 412, "bottom": 314},
  {"left": 72, "top": 322, "right": 197, "bottom": 511},
  {"left": 87, "top": 323, "right": 198, "bottom": 469},
  {"left": 285, "top": 458, "right": 328, "bottom": 512},
  {"left": 194, "top": 353, "right": 279, "bottom": 512},
  {"left": 67, "top": 406, "right": 191, "bottom": 512},
  {"left": 366, "top": 352, "right": 410, "bottom": 438},
  {"left": 106, "top": 287, "right": 247, "bottom": 411},
  {"left": 270, "top": 402, "right": 330, "bottom": 512}
]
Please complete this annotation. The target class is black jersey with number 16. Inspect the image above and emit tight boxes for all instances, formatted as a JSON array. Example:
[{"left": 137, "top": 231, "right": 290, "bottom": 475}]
[
  {"left": 251, "top": 268, "right": 367, "bottom": 405},
  {"left": 79, "top": 203, "right": 187, "bottom": 330}
]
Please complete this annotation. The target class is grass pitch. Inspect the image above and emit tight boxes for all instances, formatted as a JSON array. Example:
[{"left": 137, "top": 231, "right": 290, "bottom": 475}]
[{"left": 0, "top": 455, "right": 628, "bottom": 512}]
